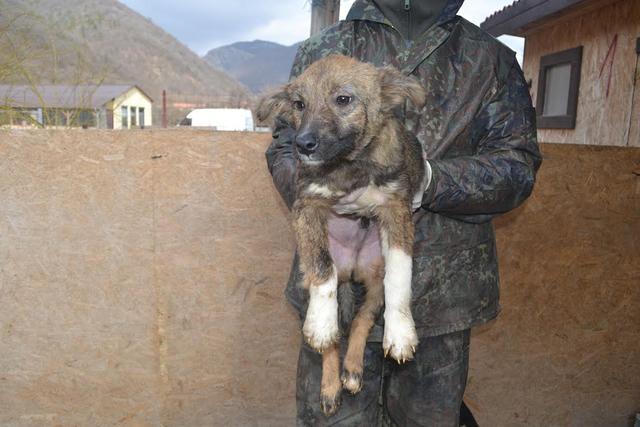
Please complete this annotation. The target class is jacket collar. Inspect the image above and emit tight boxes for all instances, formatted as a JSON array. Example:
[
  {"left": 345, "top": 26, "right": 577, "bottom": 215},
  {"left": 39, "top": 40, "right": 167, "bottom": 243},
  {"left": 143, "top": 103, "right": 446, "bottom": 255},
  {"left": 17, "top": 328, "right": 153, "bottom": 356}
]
[
  {"left": 346, "top": 0, "right": 465, "bottom": 28},
  {"left": 345, "top": 0, "right": 463, "bottom": 74}
]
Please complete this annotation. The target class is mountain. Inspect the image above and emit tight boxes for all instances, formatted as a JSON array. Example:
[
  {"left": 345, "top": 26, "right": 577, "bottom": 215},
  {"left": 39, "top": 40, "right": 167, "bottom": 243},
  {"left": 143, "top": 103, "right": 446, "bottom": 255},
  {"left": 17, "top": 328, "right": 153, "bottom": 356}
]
[
  {"left": 0, "top": 0, "right": 250, "bottom": 125},
  {"left": 203, "top": 40, "right": 300, "bottom": 94}
]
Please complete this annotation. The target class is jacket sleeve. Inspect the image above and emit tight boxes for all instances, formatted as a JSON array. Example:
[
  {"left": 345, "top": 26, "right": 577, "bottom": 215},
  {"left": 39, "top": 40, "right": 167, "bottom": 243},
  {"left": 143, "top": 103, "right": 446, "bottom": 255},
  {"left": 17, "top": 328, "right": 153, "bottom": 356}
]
[
  {"left": 265, "top": 119, "right": 297, "bottom": 209},
  {"left": 421, "top": 59, "right": 542, "bottom": 224},
  {"left": 264, "top": 45, "right": 312, "bottom": 210}
]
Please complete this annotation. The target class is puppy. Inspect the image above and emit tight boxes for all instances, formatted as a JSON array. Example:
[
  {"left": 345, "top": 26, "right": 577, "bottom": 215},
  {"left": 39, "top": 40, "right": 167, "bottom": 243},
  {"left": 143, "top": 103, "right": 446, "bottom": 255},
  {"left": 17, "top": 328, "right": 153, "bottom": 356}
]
[{"left": 258, "top": 54, "right": 425, "bottom": 415}]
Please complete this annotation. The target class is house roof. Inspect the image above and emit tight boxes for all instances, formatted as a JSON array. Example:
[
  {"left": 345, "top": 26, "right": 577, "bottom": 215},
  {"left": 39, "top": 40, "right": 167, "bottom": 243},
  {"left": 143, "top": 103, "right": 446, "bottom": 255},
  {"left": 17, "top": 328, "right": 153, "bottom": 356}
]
[
  {"left": 0, "top": 84, "right": 153, "bottom": 109},
  {"left": 480, "top": 0, "right": 616, "bottom": 37}
]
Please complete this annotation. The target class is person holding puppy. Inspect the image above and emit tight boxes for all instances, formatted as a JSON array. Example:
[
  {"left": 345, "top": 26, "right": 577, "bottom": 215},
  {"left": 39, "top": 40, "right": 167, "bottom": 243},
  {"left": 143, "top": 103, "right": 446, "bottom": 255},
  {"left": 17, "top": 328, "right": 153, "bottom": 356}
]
[{"left": 265, "top": 0, "right": 542, "bottom": 425}]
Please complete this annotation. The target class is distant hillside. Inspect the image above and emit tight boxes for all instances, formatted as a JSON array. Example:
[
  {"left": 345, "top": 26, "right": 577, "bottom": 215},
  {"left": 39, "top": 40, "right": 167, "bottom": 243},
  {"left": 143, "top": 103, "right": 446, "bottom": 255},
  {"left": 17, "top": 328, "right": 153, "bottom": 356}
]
[
  {"left": 204, "top": 40, "right": 300, "bottom": 94},
  {"left": 0, "top": 0, "right": 250, "bottom": 125}
]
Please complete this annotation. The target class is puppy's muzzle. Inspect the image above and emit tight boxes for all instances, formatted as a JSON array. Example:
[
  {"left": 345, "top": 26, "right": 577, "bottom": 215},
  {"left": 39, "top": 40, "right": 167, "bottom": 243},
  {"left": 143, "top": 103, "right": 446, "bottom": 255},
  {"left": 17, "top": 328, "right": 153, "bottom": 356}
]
[{"left": 295, "top": 131, "right": 319, "bottom": 156}]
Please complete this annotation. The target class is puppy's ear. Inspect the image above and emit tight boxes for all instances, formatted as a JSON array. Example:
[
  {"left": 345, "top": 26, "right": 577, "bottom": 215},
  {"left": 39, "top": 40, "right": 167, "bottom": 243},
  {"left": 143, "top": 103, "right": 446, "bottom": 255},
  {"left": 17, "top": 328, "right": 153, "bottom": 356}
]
[
  {"left": 256, "top": 87, "right": 290, "bottom": 124},
  {"left": 379, "top": 66, "right": 426, "bottom": 112}
]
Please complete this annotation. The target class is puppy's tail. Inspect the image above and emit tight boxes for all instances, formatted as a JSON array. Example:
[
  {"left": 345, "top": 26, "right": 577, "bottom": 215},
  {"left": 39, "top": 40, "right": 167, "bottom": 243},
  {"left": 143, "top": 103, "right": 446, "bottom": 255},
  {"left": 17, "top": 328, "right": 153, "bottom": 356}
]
[{"left": 338, "top": 280, "right": 356, "bottom": 331}]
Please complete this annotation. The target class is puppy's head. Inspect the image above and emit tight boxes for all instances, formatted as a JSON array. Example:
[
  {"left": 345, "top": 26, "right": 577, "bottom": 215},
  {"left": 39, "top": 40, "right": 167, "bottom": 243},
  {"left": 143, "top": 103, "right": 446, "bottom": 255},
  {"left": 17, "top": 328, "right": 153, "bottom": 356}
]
[{"left": 257, "top": 54, "right": 425, "bottom": 166}]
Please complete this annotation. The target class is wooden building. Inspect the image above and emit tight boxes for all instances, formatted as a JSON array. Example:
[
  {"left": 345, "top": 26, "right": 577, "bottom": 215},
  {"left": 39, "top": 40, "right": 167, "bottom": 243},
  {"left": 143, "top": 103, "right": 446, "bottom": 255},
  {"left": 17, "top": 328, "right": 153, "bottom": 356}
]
[
  {"left": 481, "top": 0, "right": 640, "bottom": 147},
  {"left": 0, "top": 84, "right": 153, "bottom": 129}
]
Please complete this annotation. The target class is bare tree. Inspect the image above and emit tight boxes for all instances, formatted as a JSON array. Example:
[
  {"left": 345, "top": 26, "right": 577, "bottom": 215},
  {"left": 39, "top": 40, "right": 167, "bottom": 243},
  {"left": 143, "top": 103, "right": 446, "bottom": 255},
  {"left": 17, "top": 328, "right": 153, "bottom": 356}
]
[{"left": 0, "top": 2, "right": 109, "bottom": 128}]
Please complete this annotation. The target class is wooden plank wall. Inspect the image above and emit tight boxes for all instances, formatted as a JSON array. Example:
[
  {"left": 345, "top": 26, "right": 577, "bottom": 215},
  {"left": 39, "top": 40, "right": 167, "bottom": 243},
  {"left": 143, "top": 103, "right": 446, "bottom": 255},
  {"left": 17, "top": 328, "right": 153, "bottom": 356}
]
[
  {"left": 523, "top": 0, "right": 640, "bottom": 147},
  {"left": 0, "top": 130, "right": 638, "bottom": 426}
]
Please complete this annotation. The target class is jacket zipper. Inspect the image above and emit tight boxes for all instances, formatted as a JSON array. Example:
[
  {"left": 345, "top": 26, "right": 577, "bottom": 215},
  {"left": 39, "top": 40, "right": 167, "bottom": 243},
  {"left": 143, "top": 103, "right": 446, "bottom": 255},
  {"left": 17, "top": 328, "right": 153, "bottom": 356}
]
[{"left": 405, "top": 0, "right": 412, "bottom": 41}]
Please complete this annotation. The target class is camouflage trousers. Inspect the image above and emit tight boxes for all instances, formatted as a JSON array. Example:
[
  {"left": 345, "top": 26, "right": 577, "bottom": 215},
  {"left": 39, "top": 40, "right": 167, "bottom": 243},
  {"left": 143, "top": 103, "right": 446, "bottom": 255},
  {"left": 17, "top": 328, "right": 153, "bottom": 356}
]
[{"left": 296, "top": 329, "right": 471, "bottom": 427}]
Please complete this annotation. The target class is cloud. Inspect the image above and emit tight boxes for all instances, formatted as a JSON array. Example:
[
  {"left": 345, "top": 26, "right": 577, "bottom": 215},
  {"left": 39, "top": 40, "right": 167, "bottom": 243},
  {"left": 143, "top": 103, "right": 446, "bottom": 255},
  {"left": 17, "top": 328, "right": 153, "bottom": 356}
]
[
  {"left": 119, "top": 0, "right": 313, "bottom": 54},
  {"left": 119, "top": 0, "right": 523, "bottom": 61},
  {"left": 339, "top": 0, "right": 356, "bottom": 19},
  {"left": 244, "top": 9, "right": 311, "bottom": 47}
]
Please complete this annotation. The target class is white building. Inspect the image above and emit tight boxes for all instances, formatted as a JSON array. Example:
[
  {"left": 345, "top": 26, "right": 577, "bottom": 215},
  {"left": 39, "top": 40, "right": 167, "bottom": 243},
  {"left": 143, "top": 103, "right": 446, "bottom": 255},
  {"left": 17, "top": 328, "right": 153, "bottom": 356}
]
[{"left": 180, "top": 108, "right": 254, "bottom": 131}]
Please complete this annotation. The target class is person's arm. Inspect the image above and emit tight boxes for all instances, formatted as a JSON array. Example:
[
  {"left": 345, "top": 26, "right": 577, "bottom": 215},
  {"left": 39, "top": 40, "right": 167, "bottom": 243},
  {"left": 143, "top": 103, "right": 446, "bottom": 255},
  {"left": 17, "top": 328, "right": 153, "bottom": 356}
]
[
  {"left": 265, "top": 119, "right": 297, "bottom": 209},
  {"left": 420, "top": 58, "right": 542, "bottom": 224},
  {"left": 264, "top": 45, "right": 313, "bottom": 209}
]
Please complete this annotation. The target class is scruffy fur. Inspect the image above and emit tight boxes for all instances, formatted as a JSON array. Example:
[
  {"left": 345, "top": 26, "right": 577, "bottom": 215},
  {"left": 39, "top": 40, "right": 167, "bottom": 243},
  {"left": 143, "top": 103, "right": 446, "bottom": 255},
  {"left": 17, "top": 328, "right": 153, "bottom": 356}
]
[{"left": 258, "top": 55, "right": 425, "bottom": 416}]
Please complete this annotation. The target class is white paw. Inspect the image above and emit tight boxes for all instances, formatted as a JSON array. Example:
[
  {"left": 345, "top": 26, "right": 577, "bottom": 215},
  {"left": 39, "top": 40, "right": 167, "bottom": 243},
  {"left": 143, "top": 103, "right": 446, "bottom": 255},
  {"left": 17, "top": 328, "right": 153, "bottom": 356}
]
[
  {"left": 383, "top": 309, "right": 418, "bottom": 363},
  {"left": 303, "top": 306, "right": 339, "bottom": 352},
  {"left": 303, "top": 270, "right": 339, "bottom": 352}
]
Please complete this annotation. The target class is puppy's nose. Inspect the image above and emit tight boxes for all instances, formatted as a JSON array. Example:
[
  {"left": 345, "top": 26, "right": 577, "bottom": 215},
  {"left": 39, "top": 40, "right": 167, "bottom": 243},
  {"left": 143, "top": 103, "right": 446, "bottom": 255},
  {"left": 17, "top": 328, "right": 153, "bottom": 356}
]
[{"left": 295, "top": 132, "right": 318, "bottom": 155}]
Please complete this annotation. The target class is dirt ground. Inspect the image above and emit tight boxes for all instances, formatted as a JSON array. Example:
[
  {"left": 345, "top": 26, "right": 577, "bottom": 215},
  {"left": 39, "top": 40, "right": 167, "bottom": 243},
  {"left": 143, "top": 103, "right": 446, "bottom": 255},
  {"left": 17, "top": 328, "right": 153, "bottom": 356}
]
[{"left": 0, "top": 129, "right": 638, "bottom": 426}]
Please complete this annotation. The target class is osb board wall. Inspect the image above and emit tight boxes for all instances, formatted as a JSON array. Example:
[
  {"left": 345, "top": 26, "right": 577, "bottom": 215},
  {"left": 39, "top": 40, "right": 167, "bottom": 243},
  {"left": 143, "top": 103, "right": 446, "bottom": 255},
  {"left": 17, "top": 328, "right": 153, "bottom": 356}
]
[
  {"left": 1, "top": 130, "right": 639, "bottom": 426},
  {"left": 466, "top": 143, "right": 640, "bottom": 427},
  {"left": 522, "top": 0, "right": 640, "bottom": 147},
  {"left": 0, "top": 129, "right": 298, "bottom": 426}
]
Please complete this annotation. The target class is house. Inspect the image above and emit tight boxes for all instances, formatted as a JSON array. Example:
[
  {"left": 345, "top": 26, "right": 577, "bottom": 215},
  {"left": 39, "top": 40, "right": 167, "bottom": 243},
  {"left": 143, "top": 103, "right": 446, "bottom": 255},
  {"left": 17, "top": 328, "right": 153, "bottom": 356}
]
[
  {"left": 0, "top": 84, "right": 153, "bottom": 129},
  {"left": 481, "top": 0, "right": 640, "bottom": 147}
]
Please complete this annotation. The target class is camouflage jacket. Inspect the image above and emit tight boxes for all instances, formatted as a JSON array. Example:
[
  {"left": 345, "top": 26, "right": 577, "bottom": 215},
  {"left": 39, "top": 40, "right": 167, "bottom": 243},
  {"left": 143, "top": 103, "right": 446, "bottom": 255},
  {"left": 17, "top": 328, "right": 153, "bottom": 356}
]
[{"left": 265, "top": 0, "right": 542, "bottom": 338}]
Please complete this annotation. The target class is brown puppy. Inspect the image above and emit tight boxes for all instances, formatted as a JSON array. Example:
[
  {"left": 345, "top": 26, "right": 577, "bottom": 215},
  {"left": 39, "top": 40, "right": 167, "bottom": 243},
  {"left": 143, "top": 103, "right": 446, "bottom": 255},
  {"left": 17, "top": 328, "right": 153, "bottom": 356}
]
[{"left": 258, "top": 55, "right": 425, "bottom": 416}]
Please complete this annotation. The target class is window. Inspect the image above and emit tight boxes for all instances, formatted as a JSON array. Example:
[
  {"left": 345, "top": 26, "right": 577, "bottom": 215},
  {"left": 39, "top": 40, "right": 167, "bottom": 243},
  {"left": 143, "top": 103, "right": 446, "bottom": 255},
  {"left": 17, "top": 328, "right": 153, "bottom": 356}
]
[
  {"left": 536, "top": 46, "right": 583, "bottom": 129},
  {"left": 138, "top": 107, "right": 145, "bottom": 127},
  {"left": 130, "top": 106, "right": 137, "bottom": 127},
  {"left": 121, "top": 105, "right": 128, "bottom": 128},
  {"left": 77, "top": 109, "right": 96, "bottom": 128}
]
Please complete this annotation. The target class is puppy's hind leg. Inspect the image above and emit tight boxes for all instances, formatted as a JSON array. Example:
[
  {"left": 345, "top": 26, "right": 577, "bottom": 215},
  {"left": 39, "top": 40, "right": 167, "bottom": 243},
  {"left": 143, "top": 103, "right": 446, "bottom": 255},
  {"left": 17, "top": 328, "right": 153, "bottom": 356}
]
[
  {"left": 341, "top": 259, "right": 383, "bottom": 394},
  {"left": 293, "top": 198, "right": 340, "bottom": 353},
  {"left": 320, "top": 342, "right": 342, "bottom": 416}
]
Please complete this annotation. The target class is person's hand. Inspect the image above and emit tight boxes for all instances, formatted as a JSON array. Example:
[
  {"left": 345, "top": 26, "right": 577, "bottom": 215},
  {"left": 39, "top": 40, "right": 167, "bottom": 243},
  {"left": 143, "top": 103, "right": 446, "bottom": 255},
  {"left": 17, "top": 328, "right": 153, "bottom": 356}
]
[
  {"left": 332, "top": 186, "right": 389, "bottom": 216},
  {"left": 332, "top": 174, "right": 430, "bottom": 215}
]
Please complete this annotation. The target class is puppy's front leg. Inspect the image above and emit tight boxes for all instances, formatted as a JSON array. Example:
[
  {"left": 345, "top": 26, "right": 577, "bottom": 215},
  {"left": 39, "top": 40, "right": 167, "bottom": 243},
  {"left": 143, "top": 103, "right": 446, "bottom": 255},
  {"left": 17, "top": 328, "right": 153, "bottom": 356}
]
[
  {"left": 293, "top": 198, "right": 339, "bottom": 353},
  {"left": 376, "top": 200, "right": 419, "bottom": 363}
]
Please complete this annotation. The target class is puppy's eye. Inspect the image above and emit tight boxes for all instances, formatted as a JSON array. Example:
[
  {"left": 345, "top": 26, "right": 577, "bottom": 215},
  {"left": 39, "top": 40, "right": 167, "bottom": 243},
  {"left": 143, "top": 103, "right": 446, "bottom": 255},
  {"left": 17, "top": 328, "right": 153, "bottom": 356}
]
[
  {"left": 335, "top": 95, "right": 352, "bottom": 106},
  {"left": 293, "top": 100, "right": 305, "bottom": 111}
]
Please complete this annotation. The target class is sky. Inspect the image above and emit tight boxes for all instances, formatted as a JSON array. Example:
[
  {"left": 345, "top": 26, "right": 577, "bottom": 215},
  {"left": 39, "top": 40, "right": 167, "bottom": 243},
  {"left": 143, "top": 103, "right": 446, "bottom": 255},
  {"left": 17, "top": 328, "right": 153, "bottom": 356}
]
[{"left": 119, "top": 0, "right": 523, "bottom": 61}]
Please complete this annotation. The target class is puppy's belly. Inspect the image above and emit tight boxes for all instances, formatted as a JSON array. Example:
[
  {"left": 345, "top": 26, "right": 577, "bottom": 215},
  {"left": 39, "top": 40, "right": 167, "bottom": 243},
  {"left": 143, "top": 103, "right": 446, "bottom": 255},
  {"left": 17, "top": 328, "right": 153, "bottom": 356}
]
[
  {"left": 355, "top": 223, "right": 382, "bottom": 273},
  {"left": 327, "top": 214, "right": 382, "bottom": 279}
]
